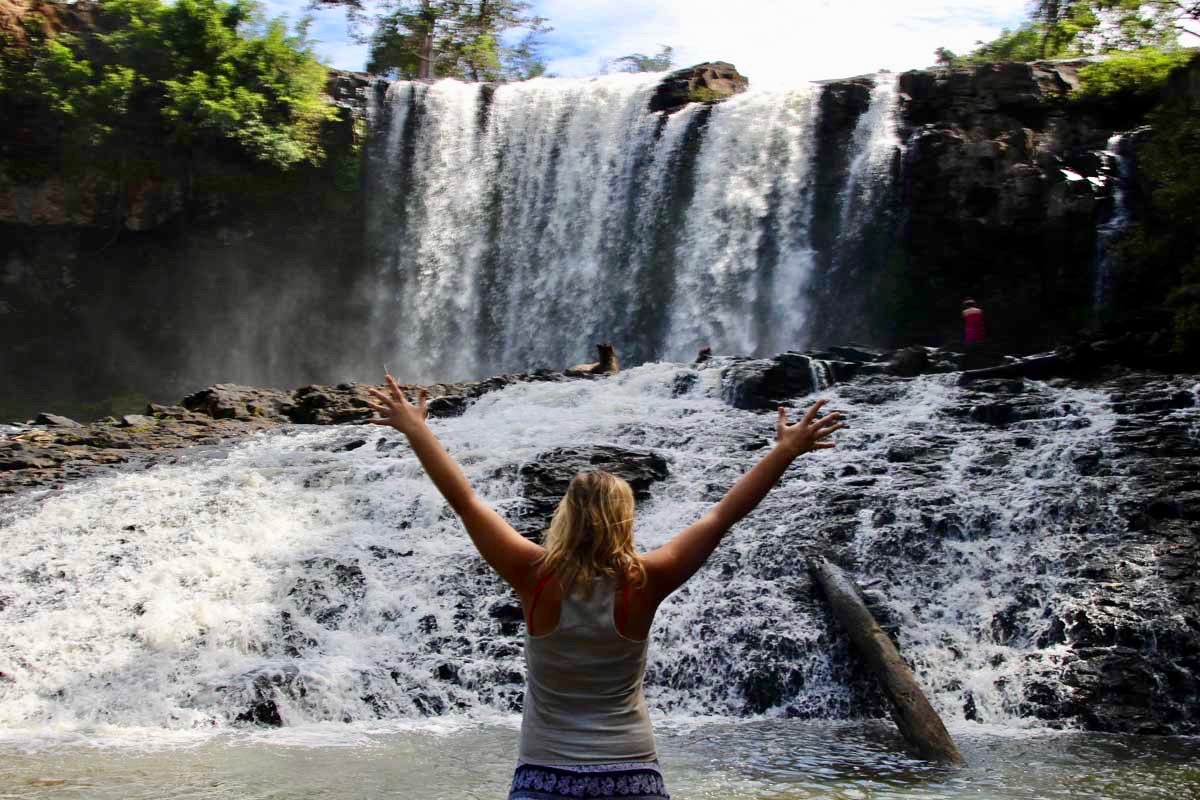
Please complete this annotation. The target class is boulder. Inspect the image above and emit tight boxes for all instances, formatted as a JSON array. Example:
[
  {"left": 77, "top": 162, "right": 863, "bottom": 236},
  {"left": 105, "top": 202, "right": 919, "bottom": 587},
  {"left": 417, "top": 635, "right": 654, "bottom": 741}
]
[
  {"left": 288, "top": 383, "right": 374, "bottom": 425},
  {"left": 230, "top": 665, "right": 305, "bottom": 727},
  {"left": 516, "top": 445, "right": 670, "bottom": 535},
  {"left": 721, "top": 353, "right": 859, "bottom": 411},
  {"left": 182, "top": 384, "right": 294, "bottom": 422},
  {"left": 899, "top": 62, "right": 1080, "bottom": 131},
  {"left": 648, "top": 62, "right": 749, "bottom": 114},
  {"left": 33, "top": 413, "right": 81, "bottom": 428}
]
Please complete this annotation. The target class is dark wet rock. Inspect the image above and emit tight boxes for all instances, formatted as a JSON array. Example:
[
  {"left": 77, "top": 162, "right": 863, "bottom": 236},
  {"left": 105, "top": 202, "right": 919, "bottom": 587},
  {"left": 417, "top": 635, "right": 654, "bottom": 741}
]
[
  {"left": 288, "top": 559, "right": 367, "bottom": 627},
  {"left": 231, "top": 666, "right": 305, "bottom": 727},
  {"left": 740, "top": 658, "right": 805, "bottom": 714},
  {"left": 516, "top": 445, "right": 670, "bottom": 535},
  {"left": 490, "top": 602, "right": 525, "bottom": 636},
  {"left": 822, "top": 346, "right": 883, "bottom": 364},
  {"left": 33, "top": 413, "right": 81, "bottom": 427},
  {"left": 899, "top": 62, "right": 1080, "bottom": 130},
  {"left": 368, "top": 545, "right": 412, "bottom": 560},
  {"left": 721, "top": 352, "right": 859, "bottom": 411},
  {"left": 881, "top": 347, "right": 962, "bottom": 378},
  {"left": 648, "top": 61, "right": 749, "bottom": 115},
  {"left": 672, "top": 371, "right": 699, "bottom": 398},
  {"left": 885, "top": 346, "right": 929, "bottom": 378}
]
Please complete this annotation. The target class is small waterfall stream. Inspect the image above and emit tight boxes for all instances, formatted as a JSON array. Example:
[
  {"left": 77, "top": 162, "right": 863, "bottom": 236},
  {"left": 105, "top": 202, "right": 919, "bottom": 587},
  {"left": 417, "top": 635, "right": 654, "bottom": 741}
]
[
  {"left": 837, "top": 74, "right": 901, "bottom": 243},
  {"left": 1, "top": 363, "right": 1171, "bottom": 739},
  {"left": 1093, "top": 133, "right": 1135, "bottom": 311}
]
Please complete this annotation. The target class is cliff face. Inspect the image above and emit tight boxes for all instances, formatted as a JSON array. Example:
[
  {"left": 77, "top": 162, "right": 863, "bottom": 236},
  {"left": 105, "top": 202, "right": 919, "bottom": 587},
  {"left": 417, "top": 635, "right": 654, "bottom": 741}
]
[
  {"left": 807, "top": 61, "right": 1143, "bottom": 355},
  {"left": 0, "top": 71, "right": 375, "bottom": 419}
]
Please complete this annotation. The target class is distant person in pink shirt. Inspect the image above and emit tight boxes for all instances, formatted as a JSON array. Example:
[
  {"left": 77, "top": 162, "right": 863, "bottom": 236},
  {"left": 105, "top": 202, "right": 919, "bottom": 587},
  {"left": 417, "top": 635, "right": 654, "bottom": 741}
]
[{"left": 962, "top": 299, "right": 985, "bottom": 346}]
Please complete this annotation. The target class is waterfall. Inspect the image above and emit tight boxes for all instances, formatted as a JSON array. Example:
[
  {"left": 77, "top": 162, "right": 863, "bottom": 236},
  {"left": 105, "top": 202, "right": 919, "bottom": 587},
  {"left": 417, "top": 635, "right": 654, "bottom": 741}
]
[
  {"left": 1, "top": 363, "right": 1175, "bottom": 738},
  {"left": 364, "top": 75, "right": 901, "bottom": 381},
  {"left": 836, "top": 74, "right": 901, "bottom": 245},
  {"left": 663, "top": 87, "right": 820, "bottom": 358},
  {"left": 1093, "top": 133, "right": 1134, "bottom": 310}
]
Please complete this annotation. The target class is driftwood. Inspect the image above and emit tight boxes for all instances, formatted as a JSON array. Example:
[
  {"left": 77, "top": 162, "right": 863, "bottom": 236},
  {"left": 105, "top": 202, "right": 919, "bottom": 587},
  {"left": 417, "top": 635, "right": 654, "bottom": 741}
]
[
  {"left": 957, "top": 352, "right": 1066, "bottom": 385},
  {"left": 810, "top": 558, "right": 965, "bottom": 765}
]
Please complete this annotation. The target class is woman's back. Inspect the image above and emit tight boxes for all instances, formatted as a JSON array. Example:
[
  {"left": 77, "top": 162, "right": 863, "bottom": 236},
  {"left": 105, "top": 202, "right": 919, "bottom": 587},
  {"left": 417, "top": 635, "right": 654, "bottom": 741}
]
[{"left": 520, "top": 576, "right": 656, "bottom": 765}]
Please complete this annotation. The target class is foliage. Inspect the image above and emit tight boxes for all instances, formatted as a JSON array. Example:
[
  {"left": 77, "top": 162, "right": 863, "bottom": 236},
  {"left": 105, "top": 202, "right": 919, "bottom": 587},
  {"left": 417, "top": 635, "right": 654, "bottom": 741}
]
[
  {"left": 1034, "top": 1, "right": 1199, "bottom": 52},
  {"left": 1077, "top": 46, "right": 1195, "bottom": 96},
  {"left": 937, "top": 1, "right": 1198, "bottom": 66},
  {"left": 611, "top": 46, "right": 674, "bottom": 73},
  {"left": 0, "top": 0, "right": 337, "bottom": 170},
  {"left": 331, "top": 0, "right": 549, "bottom": 81},
  {"left": 1106, "top": 55, "right": 1200, "bottom": 359},
  {"left": 934, "top": 22, "right": 1074, "bottom": 67}
]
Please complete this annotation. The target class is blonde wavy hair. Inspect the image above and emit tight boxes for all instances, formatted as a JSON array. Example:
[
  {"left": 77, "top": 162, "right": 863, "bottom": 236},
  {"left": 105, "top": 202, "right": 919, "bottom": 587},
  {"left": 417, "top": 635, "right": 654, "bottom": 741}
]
[{"left": 538, "top": 470, "right": 646, "bottom": 594}]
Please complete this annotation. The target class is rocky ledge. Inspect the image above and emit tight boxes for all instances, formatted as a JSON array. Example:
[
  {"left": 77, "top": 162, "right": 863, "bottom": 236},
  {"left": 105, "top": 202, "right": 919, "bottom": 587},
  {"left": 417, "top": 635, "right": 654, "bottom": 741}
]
[{"left": 0, "top": 371, "right": 564, "bottom": 495}]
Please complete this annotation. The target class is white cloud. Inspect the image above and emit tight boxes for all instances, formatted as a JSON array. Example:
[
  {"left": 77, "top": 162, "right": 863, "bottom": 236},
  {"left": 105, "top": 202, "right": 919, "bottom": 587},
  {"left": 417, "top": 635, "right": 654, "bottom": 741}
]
[
  {"left": 257, "top": 0, "right": 371, "bottom": 70},
  {"left": 535, "top": 0, "right": 1032, "bottom": 86}
]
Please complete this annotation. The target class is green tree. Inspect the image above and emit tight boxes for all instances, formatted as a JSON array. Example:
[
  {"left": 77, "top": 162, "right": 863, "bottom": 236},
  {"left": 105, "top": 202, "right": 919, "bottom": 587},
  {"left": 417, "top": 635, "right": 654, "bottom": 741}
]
[
  {"left": 610, "top": 45, "right": 674, "bottom": 73},
  {"left": 1031, "top": 1, "right": 1198, "bottom": 52},
  {"left": 318, "top": 0, "right": 549, "bottom": 81},
  {"left": 936, "top": 1, "right": 1198, "bottom": 67},
  {"left": 1, "top": 0, "right": 337, "bottom": 169},
  {"left": 1075, "top": 46, "right": 1194, "bottom": 96},
  {"left": 934, "top": 47, "right": 961, "bottom": 67}
]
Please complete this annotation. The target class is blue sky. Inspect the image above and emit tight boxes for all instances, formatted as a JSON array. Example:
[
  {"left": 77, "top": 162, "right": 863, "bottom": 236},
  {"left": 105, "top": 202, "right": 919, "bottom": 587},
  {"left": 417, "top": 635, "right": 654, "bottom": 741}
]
[{"left": 265, "top": 0, "right": 1031, "bottom": 85}]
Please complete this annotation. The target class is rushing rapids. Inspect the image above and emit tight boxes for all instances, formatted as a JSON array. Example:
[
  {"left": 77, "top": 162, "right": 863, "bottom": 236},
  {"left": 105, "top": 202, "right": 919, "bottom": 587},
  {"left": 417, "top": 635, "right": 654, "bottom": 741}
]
[
  {"left": 2, "top": 361, "right": 1195, "bottom": 739},
  {"left": 364, "top": 73, "right": 901, "bottom": 382}
]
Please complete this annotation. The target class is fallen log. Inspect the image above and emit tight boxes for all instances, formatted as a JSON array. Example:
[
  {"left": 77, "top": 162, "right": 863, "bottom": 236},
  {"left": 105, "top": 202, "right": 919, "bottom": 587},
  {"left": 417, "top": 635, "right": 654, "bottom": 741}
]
[
  {"left": 956, "top": 352, "right": 1065, "bottom": 385},
  {"left": 810, "top": 557, "right": 965, "bottom": 765}
]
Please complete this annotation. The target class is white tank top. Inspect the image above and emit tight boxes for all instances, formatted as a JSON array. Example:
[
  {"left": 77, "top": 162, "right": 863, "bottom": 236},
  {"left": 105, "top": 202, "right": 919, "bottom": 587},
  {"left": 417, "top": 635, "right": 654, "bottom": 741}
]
[{"left": 518, "top": 576, "right": 657, "bottom": 765}]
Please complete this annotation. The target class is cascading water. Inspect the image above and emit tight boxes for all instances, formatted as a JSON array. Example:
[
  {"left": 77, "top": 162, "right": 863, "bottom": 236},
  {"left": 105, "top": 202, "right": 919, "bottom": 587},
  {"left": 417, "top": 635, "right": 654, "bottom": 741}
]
[
  {"left": 364, "top": 75, "right": 900, "bottom": 381},
  {"left": 836, "top": 74, "right": 901, "bottom": 245},
  {"left": 1093, "top": 133, "right": 1135, "bottom": 310},
  {"left": 1, "top": 362, "right": 1172, "bottom": 739}
]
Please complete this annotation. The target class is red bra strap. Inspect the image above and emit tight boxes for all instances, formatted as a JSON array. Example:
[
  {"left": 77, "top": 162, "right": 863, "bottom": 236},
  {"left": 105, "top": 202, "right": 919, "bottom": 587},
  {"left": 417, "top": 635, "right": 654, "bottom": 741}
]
[
  {"left": 527, "top": 572, "right": 556, "bottom": 627},
  {"left": 617, "top": 580, "right": 633, "bottom": 636}
]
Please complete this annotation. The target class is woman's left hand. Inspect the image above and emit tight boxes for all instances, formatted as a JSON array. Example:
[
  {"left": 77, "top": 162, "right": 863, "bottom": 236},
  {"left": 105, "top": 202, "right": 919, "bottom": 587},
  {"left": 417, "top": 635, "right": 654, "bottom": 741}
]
[{"left": 366, "top": 375, "right": 429, "bottom": 434}]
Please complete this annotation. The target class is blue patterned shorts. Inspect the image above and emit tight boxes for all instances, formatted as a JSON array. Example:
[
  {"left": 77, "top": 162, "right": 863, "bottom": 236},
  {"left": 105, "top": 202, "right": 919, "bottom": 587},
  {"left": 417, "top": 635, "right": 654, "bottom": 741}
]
[{"left": 508, "top": 760, "right": 670, "bottom": 799}]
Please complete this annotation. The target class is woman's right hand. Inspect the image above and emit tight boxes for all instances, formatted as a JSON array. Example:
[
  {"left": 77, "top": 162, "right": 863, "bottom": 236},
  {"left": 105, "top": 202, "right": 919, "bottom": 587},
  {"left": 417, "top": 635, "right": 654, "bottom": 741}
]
[
  {"left": 777, "top": 399, "right": 842, "bottom": 457},
  {"left": 366, "top": 374, "right": 429, "bottom": 435}
]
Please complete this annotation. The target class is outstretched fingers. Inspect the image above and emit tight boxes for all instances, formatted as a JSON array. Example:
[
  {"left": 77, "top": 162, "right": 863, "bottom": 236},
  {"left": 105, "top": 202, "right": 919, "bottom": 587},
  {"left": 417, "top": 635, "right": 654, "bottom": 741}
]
[
  {"left": 801, "top": 398, "right": 828, "bottom": 426},
  {"left": 386, "top": 374, "right": 412, "bottom": 406},
  {"left": 812, "top": 411, "right": 842, "bottom": 430},
  {"left": 815, "top": 422, "right": 845, "bottom": 441}
]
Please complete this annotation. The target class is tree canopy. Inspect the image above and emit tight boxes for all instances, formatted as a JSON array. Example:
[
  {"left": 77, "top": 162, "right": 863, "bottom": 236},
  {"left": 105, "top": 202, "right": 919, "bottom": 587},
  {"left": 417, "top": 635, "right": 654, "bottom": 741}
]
[
  {"left": 610, "top": 46, "right": 674, "bottom": 73},
  {"left": 315, "top": 0, "right": 550, "bottom": 81},
  {"left": 0, "top": 0, "right": 336, "bottom": 169},
  {"left": 937, "top": 0, "right": 1199, "bottom": 66}
]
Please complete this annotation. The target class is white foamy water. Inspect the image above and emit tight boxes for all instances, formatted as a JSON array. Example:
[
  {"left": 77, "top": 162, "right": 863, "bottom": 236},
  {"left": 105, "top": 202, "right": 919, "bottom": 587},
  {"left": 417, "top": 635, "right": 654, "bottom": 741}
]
[
  {"left": 362, "top": 74, "right": 902, "bottom": 381},
  {"left": 1093, "top": 132, "right": 1135, "bottom": 310},
  {"left": 837, "top": 73, "right": 901, "bottom": 242},
  {"left": 665, "top": 87, "right": 821, "bottom": 359},
  {"left": 0, "top": 362, "right": 1157, "bottom": 748}
]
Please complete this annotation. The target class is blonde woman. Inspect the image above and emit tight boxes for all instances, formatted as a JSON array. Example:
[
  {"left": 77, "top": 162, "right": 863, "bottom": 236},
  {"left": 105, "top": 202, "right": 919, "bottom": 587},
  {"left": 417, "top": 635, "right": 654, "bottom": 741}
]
[{"left": 367, "top": 375, "right": 842, "bottom": 800}]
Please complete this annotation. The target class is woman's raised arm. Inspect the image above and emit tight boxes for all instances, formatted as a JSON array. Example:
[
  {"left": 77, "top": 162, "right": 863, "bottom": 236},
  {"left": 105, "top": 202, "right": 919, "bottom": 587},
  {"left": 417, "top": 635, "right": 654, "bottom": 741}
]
[
  {"left": 641, "top": 400, "right": 842, "bottom": 601},
  {"left": 367, "top": 375, "right": 544, "bottom": 593}
]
